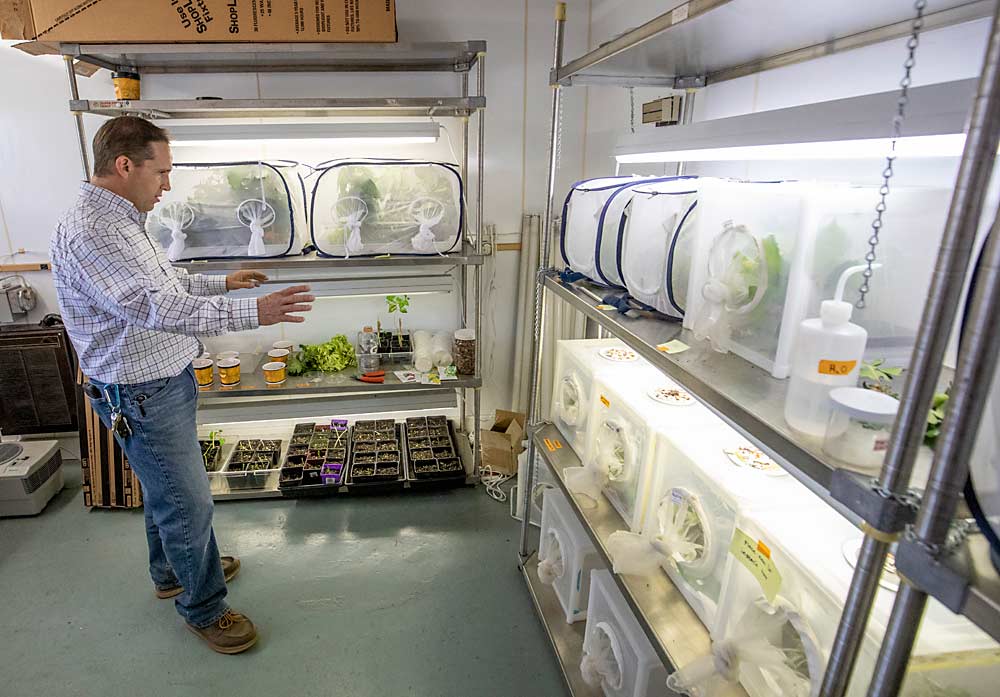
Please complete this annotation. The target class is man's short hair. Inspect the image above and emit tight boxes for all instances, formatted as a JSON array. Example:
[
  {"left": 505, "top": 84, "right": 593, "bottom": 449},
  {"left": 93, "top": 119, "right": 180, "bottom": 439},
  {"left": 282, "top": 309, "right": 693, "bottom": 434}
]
[{"left": 92, "top": 116, "right": 169, "bottom": 177}]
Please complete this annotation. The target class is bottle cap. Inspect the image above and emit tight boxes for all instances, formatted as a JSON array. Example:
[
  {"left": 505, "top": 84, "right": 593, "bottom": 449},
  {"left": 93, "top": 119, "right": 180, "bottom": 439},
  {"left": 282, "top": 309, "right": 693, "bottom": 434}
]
[{"left": 363, "top": 326, "right": 374, "bottom": 333}]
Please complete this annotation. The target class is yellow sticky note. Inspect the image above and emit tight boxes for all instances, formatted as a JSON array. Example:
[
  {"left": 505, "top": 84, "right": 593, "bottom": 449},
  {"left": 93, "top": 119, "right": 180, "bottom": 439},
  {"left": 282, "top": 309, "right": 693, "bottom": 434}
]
[
  {"left": 596, "top": 304, "right": 616, "bottom": 311},
  {"left": 600, "top": 395, "right": 610, "bottom": 408},
  {"left": 729, "top": 528, "right": 782, "bottom": 604},
  {"left": 656, "top": 340, "right": 690, "bottom": 354}
]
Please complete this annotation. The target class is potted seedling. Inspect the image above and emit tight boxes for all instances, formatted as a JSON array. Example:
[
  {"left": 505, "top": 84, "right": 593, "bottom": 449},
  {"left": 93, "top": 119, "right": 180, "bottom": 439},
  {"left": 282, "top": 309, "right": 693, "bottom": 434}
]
[
  {"left": 379, "top": 294, "right": 413, "bottom": 357},
  {"left": 199, "top": 430, "right": 225, "bottom": 471}
]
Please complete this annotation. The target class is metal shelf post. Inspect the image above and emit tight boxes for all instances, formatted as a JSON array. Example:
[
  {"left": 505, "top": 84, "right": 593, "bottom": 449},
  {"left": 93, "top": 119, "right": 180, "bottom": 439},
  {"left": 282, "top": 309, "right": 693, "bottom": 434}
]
[
  {"left": 519, "top": 2, "right": 566, "bottom": 562},
  {"left": 822, "top": 3, "right": 1000, "bottom": 693}
]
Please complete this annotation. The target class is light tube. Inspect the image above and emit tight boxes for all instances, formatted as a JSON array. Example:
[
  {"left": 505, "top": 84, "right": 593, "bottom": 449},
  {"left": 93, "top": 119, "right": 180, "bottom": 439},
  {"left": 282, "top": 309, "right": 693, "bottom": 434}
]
[{"left": 167, "top": 122, "right": 440, "bottom": 147}]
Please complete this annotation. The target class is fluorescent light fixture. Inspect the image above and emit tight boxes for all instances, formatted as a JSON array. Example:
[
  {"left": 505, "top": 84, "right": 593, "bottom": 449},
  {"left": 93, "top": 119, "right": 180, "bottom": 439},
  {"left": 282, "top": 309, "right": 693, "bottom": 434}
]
[
  {"left": 614, "top": 134, "right": 967, "bottom": 163},
  {"left": 168, "top": 122, "right": 440, "bottom": 147}
]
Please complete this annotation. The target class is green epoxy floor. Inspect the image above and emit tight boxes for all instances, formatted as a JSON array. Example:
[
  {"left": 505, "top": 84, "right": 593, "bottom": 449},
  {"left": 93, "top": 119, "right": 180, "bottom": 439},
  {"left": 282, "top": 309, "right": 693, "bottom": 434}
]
[{"left": 0, "top": 467, "right": 566, "bottom": 697}]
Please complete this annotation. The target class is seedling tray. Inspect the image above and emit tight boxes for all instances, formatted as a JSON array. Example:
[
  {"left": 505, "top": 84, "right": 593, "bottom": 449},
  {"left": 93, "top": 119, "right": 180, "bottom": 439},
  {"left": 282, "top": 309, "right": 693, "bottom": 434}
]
[
  {"left": 279, "top": 425, "right": 351, "bottom": 498},
  {"left": 221, "top": 440, "right": 283, "bottom": 490},
  {"left": 403, "top": 418, "right": 466, "bottom": 484},
  {"left": 348, "top": 422, "right": 405, "bottom": 491}
]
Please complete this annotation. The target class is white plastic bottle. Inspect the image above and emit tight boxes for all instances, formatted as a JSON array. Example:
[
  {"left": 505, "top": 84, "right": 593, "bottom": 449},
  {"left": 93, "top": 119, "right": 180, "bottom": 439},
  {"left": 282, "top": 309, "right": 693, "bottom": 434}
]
[{"left": 784, "top": 264, "right": 878, "bottom": 437}]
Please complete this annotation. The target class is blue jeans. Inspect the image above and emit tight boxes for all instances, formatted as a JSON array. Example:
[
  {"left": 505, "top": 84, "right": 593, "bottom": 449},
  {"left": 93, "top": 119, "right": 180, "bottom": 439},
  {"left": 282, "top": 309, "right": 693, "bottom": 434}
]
[{"left": 87, "top": 364, "right": 228, "bottom": 628}]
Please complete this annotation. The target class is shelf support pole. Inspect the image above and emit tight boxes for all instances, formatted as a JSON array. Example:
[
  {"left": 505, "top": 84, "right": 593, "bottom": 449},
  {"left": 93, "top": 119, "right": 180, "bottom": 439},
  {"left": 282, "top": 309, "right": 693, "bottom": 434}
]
[
  {"left": 519, "top": 2, "right": 567, "bottom": 562},
  {"left": 460, "top": 72, "right": 470, "bottom": 435},
  {"left": 821, "top": 4, "right": 1000, "bottom": 695},
  {"left": 473, "top": 51, "right": 486, "bottom": 478},
  {"left": 64, "top": 56, "right": 92, "bottom": 180}
]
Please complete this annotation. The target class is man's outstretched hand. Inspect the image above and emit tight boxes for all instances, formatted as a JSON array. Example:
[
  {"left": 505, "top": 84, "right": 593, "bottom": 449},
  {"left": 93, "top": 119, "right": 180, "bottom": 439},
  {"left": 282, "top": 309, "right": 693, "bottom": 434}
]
[
  {"left": 258, "top": 285, "right": 315, "bottom": 326},
  {"left": 226, "top": 270, "right": 268, "bottom": 290}
]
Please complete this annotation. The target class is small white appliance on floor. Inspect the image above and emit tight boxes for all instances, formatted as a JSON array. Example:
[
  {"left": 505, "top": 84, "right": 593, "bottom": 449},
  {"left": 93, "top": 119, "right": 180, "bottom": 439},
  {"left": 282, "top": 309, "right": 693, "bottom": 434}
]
[{"left": 0, "top": 440, "right": 64, "bottom": 517}]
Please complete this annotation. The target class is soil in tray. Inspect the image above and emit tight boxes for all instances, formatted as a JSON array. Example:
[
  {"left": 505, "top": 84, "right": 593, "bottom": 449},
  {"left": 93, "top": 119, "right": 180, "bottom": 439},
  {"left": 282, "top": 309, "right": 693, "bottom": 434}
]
[
  {"left": 235, "top": 440, "right": 262, "bottom": 452},
  {"left": 410, "top": 448, "right": 433, "bottom": 460},
  {"left": 280, "top": 466, "right": 303, "bottom": 486},
  {"left": 354, "top": 443, "right": 377, "bottom": 453},
  {"left": 302, "top": 469, "right": 322, "bottom": 486},
  {"left": 376, "top": 332, "right": 411, "bottom": 354},
  {"left": 376, "top": 419, "right": 395, "bottom": 429},
  {"left": 429, "top": 437, "right": 452, "bottom": 448},
  {"left": 286, "top": 453, "right": 307, "bottom": 466},
  {"left": 376, "top": 439, "right": 398, "bottom": 449},
  {"left": 438, "top": 458, "right": 462, "bottom": 472},
  {"left": 407, "top": 427, "right": 429, "bottom": 438},
  {"left": 406, "top": 417, "right": 426, "bottom": 425},
  {"left": 353, "top": 454, "right": 376, "bottom": 465},
  {"left": 352, "top": 464, "right": 399, "bottom": 482},
  {"left": 354, "top": 420, "right": 377, "bottom": 431},
  {"left": 327, "top": 447, "right": 347, "bottom": 461},
  {"left": 291, "top": 435, "right": 311, "bottom": 446},
  {"left": 376, "top": 451, "right": 400, "bottom": 463},
  {"left": 427, "top": 427, "right": 449, "bottom": 438},
  {"left": 427, "top": 416, "right": 448, "bottom": 427},
  {"left": 432, "top": 446, "right": 454, "bottom": 458},
  {"left": 293, "top": 423, "right": 316, "bottom": 433},
  {"left": 354, "top": 432, "right": 377, "bottom": 443},
  {"left": 314, "top": 424, "right": 331, "bottom": 432}
]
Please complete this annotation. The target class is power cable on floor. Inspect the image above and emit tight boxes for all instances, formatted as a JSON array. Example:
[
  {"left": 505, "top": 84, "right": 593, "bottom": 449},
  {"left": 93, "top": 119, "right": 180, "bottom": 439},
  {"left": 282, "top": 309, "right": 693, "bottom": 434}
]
[{"left": 481, "top": 464, "right": 515, "bottom": 503}]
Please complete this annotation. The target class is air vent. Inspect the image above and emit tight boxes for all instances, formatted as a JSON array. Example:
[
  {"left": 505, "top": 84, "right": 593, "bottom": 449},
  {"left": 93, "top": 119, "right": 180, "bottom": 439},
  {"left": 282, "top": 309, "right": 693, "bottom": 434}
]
[{"left": 22, "top": 451, "right": 62, "bottom": 495}]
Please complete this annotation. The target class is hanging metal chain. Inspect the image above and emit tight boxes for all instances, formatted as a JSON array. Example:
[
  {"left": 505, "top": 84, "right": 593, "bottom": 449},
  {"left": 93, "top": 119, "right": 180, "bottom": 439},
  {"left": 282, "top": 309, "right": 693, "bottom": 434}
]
[
  {"left": 857, "top": 0, "right": 928, "bottom": 309},
  {"left": 628, "top": 87, "right": 636, "bottom": 134}
]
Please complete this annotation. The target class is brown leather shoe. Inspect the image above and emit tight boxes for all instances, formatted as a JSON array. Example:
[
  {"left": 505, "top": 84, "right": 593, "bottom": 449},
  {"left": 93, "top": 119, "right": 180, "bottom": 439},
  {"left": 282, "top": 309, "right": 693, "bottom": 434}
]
[
  {"left": 186, "top": 609, "right": 258, "bottom": 654},
  {"left": 155, "top": 556, "right": 241, "bottom": 599}
]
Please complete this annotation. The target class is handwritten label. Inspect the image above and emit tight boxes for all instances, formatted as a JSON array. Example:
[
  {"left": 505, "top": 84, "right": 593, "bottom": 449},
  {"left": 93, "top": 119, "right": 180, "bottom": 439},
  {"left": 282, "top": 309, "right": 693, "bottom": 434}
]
[
  {"left": 656, "top": 340, "right": 690, "bottom": 354},
  {"left": 729, "top": 528, "right": 782, "bottom": 604},
  {"left": 600, "top": 395, "right": 610, "bottom": 408},
  {"left": 818, "top": 359, "right": 857, "bottom": 376}
]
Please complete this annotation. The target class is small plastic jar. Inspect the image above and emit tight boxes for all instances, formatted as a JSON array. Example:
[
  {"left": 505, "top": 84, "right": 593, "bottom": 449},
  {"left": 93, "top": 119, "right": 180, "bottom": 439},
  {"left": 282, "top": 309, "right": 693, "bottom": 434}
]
[
  {"left": 112, "top": 71, "right": 141, "bottom": 100},
  {"left": 454, "top": 328, "right": 476, "bottom": 375},
  {"left": 272, "top": 340, "right": 293, "bottom": 352},
  {"left": 267, "top": 348, "right": 289, "bottom": 364},
  {"left": 262, "top": 361, "right": 286, "bottom": 385},
  {"left": 192, "top": 358, "right": 214, "bottom": 387},
  {"left": 823, "top": 387, "right": 899, "bottom": 473},
  {"left": 218, "top": 358, "right": 241, "bottom": 386}
]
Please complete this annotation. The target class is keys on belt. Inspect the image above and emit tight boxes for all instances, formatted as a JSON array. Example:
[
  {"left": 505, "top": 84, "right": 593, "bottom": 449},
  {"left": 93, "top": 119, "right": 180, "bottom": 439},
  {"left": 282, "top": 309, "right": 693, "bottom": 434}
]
[{"left": 84, "top": 381, "right": 132, "bottom": 439}]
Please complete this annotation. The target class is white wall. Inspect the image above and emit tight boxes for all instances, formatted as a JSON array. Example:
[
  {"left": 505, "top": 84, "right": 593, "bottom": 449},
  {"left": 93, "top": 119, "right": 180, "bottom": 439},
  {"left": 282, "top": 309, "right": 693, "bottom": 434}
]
[{"left": 0, "top": 0, "right": 593, "bottom": 421}]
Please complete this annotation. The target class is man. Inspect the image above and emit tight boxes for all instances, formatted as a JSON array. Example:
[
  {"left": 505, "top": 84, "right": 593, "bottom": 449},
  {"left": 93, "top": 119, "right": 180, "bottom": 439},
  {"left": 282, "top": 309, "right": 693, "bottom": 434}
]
[{"left": 50, "top": 116, "right": 314, "bottom": 654}]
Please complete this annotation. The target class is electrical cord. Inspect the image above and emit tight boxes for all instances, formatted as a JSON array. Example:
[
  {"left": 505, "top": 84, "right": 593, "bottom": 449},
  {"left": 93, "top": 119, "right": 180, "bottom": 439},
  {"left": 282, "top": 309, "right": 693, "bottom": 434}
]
[{"left": 480, "top": 463, "right": 515, "bottom": 504}]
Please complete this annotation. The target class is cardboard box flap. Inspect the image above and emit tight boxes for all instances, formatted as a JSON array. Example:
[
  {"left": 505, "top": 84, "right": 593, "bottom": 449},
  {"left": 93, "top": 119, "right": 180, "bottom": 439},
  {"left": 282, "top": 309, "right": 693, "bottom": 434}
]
[{"left": 0, "top": 1, "right": 35, "bottom": 41}]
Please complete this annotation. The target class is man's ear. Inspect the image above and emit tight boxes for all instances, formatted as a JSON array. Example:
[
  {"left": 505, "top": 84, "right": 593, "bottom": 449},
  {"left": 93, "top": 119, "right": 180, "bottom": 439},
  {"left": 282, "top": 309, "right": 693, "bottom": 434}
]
[{"left": 116, "top": 155, "right": 132, "bottom": 177}]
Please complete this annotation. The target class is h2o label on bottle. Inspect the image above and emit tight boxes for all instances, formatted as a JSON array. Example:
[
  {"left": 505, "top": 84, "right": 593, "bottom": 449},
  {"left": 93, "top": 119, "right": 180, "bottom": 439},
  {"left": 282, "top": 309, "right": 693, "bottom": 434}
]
[{"left": 817, "top": 359, "right": 857, "bottom": 376}]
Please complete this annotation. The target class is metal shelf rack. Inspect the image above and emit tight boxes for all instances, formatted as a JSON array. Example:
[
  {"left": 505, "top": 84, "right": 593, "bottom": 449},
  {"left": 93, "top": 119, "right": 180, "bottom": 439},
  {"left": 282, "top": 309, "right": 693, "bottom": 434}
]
[
  {"left": 520, "top": 4, "right": 1000, "bottom": 697},
  {"left": 530, "top": 424, "right": 740, "bottom": 694},
  {"left": 56, "top": 38, "right": 488, "bottom": 502}
]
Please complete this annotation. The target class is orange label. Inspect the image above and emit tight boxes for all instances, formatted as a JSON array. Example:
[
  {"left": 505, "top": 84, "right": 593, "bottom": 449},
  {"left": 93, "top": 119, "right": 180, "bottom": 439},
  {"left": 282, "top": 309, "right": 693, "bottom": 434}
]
[
  {"left": 553, "top": 439, "right": 563, "bottom": 450},
  {"left": 818, "top": 359, "right": 857, "bottom": 376},
  {"left": 543, "top": 438, "right": 556, "bottom": 452},
  {"left": 756, "top": 540, "right": 771, "bottom": 559},
  {"left": 600, "top": 395, "right": 610, "bottom": 408}
]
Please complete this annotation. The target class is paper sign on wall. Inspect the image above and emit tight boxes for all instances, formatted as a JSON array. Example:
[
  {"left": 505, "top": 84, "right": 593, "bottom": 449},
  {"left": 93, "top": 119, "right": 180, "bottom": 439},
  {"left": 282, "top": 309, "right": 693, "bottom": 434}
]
[{"left": 729, "top": 528, "right": 782, "bottom": 604}]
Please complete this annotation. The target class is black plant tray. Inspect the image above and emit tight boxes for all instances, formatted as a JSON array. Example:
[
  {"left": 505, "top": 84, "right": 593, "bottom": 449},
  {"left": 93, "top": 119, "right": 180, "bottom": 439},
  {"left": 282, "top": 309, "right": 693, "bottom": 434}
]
[
  {"left": 403, "top": 418, "right": 466, "bottom": 486},
  {"left": 348, "top": 422, "right": 405, "bottom": 492},
  {"left": 279, "top": 426, "right": 350, "bottom": 498}
]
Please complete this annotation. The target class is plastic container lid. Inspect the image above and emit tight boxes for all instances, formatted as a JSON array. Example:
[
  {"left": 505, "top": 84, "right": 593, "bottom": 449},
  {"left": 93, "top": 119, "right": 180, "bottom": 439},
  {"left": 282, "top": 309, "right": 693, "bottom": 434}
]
[
  {"left": 454, "top": 328, "right": 476, "bottom": 341},
  {"left": 829, "top": 387, "right": 899, "bottom": 424},
  {"left": 192, "top": 358, "right": 213, "bottom": 369},
  {"left": 217, "top": 358, "right": 240, "bottom": 368}
]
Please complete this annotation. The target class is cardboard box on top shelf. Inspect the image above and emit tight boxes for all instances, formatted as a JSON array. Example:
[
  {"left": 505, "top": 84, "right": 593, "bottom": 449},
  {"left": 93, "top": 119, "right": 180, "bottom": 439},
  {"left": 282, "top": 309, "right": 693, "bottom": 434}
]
[
  {"left": 481, "top": 410, "right": 526, "bottom": 476},
  {"left": 0, "top": 0, "right": 396, "bottom": 43}
]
